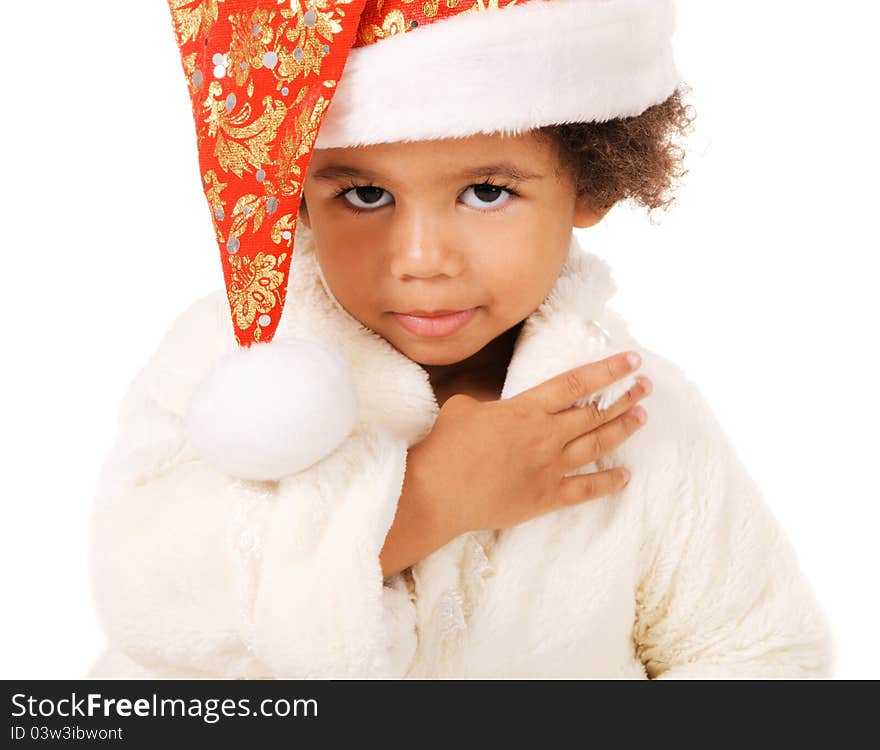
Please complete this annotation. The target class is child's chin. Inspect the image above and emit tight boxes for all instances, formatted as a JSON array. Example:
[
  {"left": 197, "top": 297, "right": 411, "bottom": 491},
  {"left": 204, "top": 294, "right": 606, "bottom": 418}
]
[{"left": 402, "top": 339, "right": 490, "bottom": 369}]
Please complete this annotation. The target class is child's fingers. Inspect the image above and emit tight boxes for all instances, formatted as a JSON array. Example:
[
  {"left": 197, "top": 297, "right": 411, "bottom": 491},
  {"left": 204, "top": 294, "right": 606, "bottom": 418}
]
[
  {"left": 554, "top": 375, "right": 652, "bottom": 445},
  {"left": 560, "top": 405, "right": 648, "bottom": 473},
  {"left": 554, "top": 466, "right": 632, "bottom": 509},
  {"left": 522, "top": 351, "right": 642, "bottom": 415}
]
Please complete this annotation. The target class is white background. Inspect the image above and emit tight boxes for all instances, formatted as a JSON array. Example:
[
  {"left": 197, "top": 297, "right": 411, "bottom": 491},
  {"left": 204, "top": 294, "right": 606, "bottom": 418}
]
[{"left": 1, "top": 1, "right": 877, "bottom": 678}]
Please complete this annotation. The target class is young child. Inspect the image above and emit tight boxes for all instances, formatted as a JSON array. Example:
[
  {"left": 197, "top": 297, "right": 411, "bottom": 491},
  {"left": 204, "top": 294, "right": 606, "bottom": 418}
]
[{"left": 86, "top": 0, "right": 834, "bottom": 678}]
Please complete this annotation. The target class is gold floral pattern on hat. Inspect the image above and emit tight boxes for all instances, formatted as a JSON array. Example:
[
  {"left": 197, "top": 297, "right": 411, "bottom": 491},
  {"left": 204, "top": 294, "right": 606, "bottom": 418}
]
[{"left": 167, "top": 0, "right": 521, "bottom": 345}]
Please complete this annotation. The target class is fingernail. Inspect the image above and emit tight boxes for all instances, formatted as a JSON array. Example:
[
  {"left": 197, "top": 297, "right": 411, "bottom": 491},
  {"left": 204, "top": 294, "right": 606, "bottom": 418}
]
[
  {"left": 626, "top": 352, "right": 641, "bottom": 369},
  {"left": 621, "top": 468, "right": 631, "bottom": 483}
]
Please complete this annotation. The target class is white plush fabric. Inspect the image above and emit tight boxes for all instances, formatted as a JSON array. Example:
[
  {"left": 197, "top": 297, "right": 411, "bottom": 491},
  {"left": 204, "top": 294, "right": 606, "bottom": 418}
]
[
  {"left": 186, "top": 336, "right": 359, "bottom": 481},
  {"left": 86, "top": 222, "right": 834, "bottom": 679},
  {"left": 315, "top": 0, "right": 682, "bottom": 148}
]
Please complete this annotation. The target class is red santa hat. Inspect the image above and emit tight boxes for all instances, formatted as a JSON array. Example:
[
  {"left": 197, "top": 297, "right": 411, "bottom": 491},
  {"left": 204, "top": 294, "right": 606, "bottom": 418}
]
[{"left": 167, "top": 0, "right": 681, "bottom": 480}]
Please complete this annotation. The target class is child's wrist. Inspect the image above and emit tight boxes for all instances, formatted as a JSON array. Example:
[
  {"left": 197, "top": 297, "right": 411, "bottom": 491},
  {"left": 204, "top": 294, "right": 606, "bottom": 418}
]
[{"left": 406, "top": 439, "right": 470, "bottom": 541}]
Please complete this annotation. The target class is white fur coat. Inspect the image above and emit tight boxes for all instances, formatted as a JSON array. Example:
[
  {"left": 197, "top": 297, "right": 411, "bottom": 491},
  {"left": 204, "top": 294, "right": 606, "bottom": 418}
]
[{"left": 86, "top": 225, "right": 834, "bottom": 679}]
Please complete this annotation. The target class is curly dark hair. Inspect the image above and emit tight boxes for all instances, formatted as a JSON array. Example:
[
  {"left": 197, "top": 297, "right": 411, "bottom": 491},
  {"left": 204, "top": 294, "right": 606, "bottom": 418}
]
[{"left": 535, "top": 84, "right": 697, "bottom": 219}]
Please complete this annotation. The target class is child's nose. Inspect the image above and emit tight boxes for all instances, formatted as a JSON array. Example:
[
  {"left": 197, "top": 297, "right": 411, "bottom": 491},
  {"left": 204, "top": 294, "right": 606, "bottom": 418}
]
[{"left": 387, "top": 208, "right": 463, "bottom": 280}]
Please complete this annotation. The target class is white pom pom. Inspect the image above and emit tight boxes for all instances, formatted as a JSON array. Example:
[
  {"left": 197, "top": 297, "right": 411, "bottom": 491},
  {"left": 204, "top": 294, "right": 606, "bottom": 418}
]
[{"left": 186, "top": 337, "right": 358, "bottom": 481}]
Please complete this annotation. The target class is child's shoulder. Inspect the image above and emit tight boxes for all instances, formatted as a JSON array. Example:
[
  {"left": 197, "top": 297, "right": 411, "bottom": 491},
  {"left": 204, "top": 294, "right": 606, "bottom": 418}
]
[
  {"left": 629, "top": 344, "right": 755, "bottom": 527},
  {"left": 126, "top": 289, "right": 234, "bottom": 419},
  {"left": 639, "top": 347, "right": 698, "bottom": 403},
  {"left": 632, "top": 344, "right": 729, "bottom": 455},
  {"left": 151, "top": 289, "right": 233, "bottom": 364}
]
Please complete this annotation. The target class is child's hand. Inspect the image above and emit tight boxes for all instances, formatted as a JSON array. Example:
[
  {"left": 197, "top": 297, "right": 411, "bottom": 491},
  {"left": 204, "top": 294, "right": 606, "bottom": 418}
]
[{"left": 410, "top": 351, "right": 650, "bottom": 537}]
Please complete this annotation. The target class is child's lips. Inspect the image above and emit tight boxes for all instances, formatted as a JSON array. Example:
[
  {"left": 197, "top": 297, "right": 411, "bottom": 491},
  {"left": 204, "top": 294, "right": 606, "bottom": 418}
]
[{"left": 392, "top": 307, "right": 479, "bottom": 338}]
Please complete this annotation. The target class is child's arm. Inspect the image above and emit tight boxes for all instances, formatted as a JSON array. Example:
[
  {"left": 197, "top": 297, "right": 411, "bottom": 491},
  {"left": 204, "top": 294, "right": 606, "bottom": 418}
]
[
  {"left": 88, "top": 293, "right": 421, "bottom": 679},
  {"left": 381, "top": 438, "right": 460, "bottom": 579},
  {"left": 632, "top": 360, "right": 835, "bottom": 679}
]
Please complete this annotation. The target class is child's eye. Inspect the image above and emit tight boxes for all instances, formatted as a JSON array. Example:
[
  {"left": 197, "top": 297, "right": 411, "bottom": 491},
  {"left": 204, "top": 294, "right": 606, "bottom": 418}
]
[
  {"left": 459, "top": 183, "right": 518, "bottom": 210},
  {"left": 333, "top": 180, "right": 519, "bottom": 215},
  {"left": 337, "top": 185, "right": 394, "bottom": 212}
]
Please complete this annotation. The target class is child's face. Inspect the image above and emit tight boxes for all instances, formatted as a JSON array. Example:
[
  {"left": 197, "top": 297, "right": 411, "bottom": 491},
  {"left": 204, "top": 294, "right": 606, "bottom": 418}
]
[{"left": 299, "top": 131, "right": 605, "bottom": 368}]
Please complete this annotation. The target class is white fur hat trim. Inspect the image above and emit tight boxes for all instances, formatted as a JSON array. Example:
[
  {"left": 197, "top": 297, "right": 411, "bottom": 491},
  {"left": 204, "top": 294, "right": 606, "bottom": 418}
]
[{"left": 315, "top": 0, "right": 681, "bottom": 149}]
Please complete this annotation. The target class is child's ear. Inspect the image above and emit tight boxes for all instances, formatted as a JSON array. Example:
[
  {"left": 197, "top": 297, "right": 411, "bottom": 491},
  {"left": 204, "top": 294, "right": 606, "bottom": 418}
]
[
  {"left": 573, "top": 192, "right": 613, "bottom": 228},
  {"left": 298, "top": 194, "right": 311, "bottom": 229}
]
